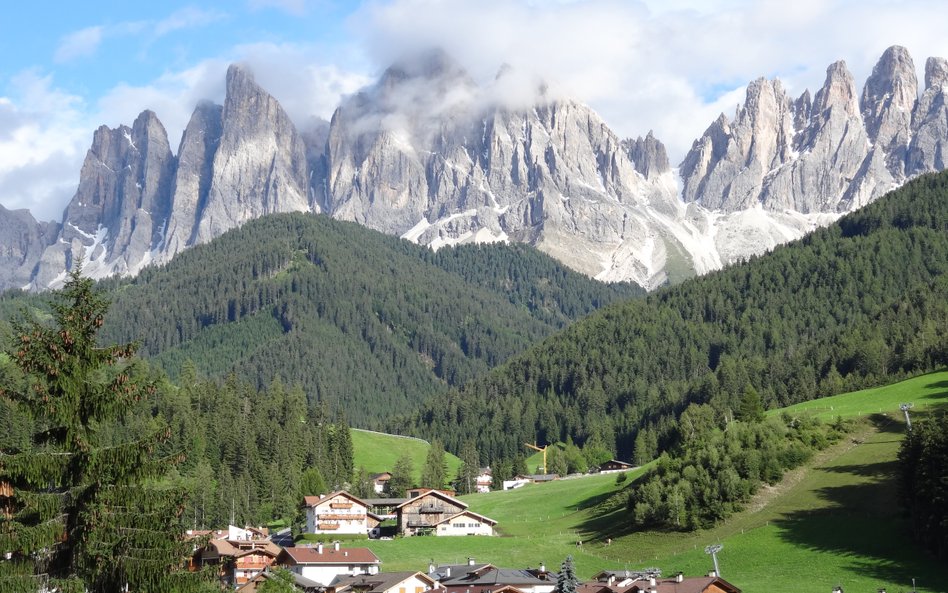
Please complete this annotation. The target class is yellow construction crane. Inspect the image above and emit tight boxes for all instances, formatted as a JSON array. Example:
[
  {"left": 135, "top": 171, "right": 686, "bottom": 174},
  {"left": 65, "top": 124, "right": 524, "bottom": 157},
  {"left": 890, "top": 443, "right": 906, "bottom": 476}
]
[{"left": 524, "top": 442, "right": 548, "bottom": 474}]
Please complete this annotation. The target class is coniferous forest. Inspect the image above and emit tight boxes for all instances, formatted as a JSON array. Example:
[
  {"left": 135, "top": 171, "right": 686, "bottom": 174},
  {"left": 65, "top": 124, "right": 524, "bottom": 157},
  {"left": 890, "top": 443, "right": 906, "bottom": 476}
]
[
  {"left": 407, "top": 171, "right": 948, "bottom": 464},
  {"left": 87, "top": 214, "right": 640, "bottom": 426}
]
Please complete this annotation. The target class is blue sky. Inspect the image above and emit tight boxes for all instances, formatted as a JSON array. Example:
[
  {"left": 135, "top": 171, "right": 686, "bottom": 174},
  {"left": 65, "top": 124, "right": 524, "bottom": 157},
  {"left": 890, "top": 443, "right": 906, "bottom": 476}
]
[{"left": 3, "top": 0, "right": 948, "bottom": 220}]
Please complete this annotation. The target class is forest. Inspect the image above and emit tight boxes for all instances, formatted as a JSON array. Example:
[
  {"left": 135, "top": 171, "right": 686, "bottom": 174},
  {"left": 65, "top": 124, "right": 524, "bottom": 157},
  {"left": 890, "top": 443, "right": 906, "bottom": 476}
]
[
  {"left": 64, "top": 214, "right": 639, "bottom": 427},
  {"left": 406, "top": 171, "right": 948, "bottom": 465}
]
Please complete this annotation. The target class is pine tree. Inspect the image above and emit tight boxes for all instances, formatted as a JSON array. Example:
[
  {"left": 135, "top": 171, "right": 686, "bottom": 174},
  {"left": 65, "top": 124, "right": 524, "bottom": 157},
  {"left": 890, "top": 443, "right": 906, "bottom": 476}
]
[
  {"left": 456, "top": 440, "right": 480, "bottom": 494},
  {"left": 555, "top": 555, "right": 578, "bottom": 593},
  {"left": 420, "top": 439, "right": 447, "bottom": 489},
  {"left": 388, "top": 454, "right": 414, "bottom": 497},
  {"left": 0, "top": 268, "right": 215, "bottom": 592}
]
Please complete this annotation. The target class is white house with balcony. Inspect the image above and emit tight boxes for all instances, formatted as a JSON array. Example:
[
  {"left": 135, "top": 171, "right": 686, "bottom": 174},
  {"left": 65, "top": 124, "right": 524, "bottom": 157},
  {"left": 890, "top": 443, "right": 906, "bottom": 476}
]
[{"left": 303, "top": 491, "right": 370, "bottom": 535}]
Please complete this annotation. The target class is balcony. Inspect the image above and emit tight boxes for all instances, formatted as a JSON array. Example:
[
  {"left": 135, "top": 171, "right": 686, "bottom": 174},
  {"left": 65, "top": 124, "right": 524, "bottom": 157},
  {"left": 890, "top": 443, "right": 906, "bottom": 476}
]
[
  {"left": 318, "top": 523, "right": 341, "bottom": 530},
  {"left": 417, "top": 505, "right": 447, "bottom": 514},
  {"left": 318, "top": 514, "right": 366, "bottom": 521},
  {"left": 330, "top": 502, "right": 353, "bottom": 509}
]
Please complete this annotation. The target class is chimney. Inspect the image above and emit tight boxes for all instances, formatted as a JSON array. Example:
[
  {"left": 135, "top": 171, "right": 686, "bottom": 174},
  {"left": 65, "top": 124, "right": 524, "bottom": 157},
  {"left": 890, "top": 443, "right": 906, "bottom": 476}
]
[
  {"left": 334, "top": 541, "right": 340, "bottom": 551},
  {"left": 649, "top": 577, "right": 656, "bottom": 587},
  {"left": 344, "top": 551, "right": 349, "bottom": 557},
  {"left": 429, "top": 562, "right": 436, "bottom": 574},
  {"left": 446, "top": 568, "right": 452, "bottom": 578},
  {"left": 832, "top": 588, "right": 844, "bottom": 593},
  {"left": 540, "top": 563, "right": 546, "bottom": 573},
  {"left": 676, "top": 573, "right": 684, "bottom": 583},
  {"left": 468, "top": 558, "right": 476, "bottom": 566},
  {"left": 708, "top": 571, "right": 717, "bottom": 578},
  {"left": 317, "top": 542, "right": 323, "bottom": 554},
  {"left": 608, "top": 576, "right": 615, "bottom": 585}
]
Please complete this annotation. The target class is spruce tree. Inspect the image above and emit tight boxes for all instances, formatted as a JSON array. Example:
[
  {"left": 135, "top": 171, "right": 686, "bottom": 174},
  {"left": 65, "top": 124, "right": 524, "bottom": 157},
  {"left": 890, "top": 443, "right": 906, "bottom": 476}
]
[
  {"left": 0, "top": 268, "right": 214, "bottom": 593},
  {"left": 388, "top": 454, "right": 414, "bottom": 497},
  {"left": 420, "top": 439, "right": 447, "bottom": 489},
  {"left": 555, "top": 555, "right": 578, "bottom": 593},
  {"left": 456, "top": 440, "right": 480, "bottom": 494}
]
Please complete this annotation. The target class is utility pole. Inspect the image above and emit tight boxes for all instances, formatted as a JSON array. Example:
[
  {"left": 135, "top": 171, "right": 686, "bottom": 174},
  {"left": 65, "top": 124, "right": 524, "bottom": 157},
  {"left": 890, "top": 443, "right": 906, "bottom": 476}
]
[
  {"left": 900, "top": 403, "right": 914, "bottom": 431},
  {"left": 704, "top": 544, "right": 723, "bottom": 577}
]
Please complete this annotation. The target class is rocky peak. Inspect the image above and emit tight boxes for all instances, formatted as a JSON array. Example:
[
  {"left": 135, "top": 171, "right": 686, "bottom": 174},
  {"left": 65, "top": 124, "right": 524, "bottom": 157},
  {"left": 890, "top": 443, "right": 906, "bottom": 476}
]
[
  {"left": 924, "top": 56, "right": 948, "bottom": 90},
  {"left": 624, "top": 131, "right": 670, "bottom": 179},
  {"left": 813, "top": 60, "right": 859, "bottom": 117},
  {"left": 860, "top": 45, "right": 917, "bottom": 144},
  {"left": 194, "top": 62, "right": 311, "bottom": 244}
]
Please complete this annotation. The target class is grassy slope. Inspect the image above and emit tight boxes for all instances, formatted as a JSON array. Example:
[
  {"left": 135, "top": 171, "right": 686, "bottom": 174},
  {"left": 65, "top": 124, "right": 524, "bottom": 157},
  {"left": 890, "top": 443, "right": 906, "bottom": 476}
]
[
  {"left": 351, "top": 429, "right": 462, "bottom": 484},
  {"left": 354, "top": 371, "right": 948, "bottom": 593}
]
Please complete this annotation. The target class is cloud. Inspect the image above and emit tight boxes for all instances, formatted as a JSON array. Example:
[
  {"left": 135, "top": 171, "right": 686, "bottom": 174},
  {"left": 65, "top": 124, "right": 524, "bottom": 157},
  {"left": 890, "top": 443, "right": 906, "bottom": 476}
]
[
  {"left": 353, "top": 0, "right": 948, "bottom": 164},
  {"left": 155, "top": 7, "right": 228, "bottom": 37},
  {"left": 0, "top": 71, "right": 90, "bottom": 221},
  {"left": 54, "top": 26, "right": 104, "bottom": 63},
  {"left": 53, "top": 8, "right": 228, "bottom": 65}
]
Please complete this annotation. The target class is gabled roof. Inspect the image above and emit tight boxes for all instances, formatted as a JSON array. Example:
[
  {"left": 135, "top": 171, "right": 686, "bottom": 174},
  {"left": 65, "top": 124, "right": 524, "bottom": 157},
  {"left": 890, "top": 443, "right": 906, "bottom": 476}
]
[
  {"left": 302, "top": 490, "right": 369, "bottom": 508},
  {"left": 440, "top": 567, "right": 554, "bottom": 587},
  {"left": 583, "top": 575, "right": 740, "bottom": 593},
  {"left": 433, "top": 510, "right": 498, "bottom": 527},
  {"left": 429, "top": 563, "right": 497, "bottom": 581},
  {"left": 278, "top": 546, "right": 380, "bottom": 566},
  {"left": 234, "top": 541, "right": 282, "bottom": 558},
  {"left": 600, "top": 460, "right": 633, "bottom": 468},
  {"left": 332, "top": 571, "right": 441, "bottom": 593},
  {"left": 395, "top": 489, "right": 468, "bottom": 510}
]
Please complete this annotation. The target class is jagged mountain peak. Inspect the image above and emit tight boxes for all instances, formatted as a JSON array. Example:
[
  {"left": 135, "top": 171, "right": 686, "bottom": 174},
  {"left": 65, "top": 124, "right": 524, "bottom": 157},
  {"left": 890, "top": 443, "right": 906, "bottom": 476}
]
[
  {"left": 925, "top": 56, "right": 948, "bottom": 90},
  {"left": 813, "top": 60, "right": 859, "bottom": 116},
  {"left": 861, "top": 45, "right": 917, "bottom": 143}
]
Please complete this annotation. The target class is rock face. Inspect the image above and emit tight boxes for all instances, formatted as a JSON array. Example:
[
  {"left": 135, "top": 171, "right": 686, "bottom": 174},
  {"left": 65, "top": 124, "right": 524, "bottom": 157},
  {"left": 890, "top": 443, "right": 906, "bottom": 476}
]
[
  {"left": 623, "top": 131, "right": 670, "bottom": 179},
  {"left": 33, "top": 110, "right": 175, "bottom": 288},
  {"left": 679, "top": 46, "right": 944, "bottom": 217},
  {"left": 11, "top": 45, "right": 948, "bottom": 292},
  {"left": 325, "top": 50, "right": 686, "bottom": 287},
  {"left": 193, "top": 64, "right": 311, "bottom": 244},
  {"left": 0, "top": 206, "right": 58, "bottom": 289}
]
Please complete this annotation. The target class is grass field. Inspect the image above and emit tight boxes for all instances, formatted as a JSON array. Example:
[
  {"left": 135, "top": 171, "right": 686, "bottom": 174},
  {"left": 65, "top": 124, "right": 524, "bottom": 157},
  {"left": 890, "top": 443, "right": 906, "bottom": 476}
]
[
  {"left": 351, "top": 371, "right": 948, "bottom": 593},
  {"left": 776, "top": 369, "right": 948, "bottom": 420},
  {"left": 351, "top": 428, "right": 462, "bottom": 483}
]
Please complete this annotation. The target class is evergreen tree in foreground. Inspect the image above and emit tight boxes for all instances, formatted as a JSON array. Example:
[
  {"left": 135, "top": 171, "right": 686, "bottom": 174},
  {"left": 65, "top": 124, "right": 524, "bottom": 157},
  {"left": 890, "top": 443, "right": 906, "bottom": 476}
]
[
  {"left": 0, "top": 269, "right": 213, "bottom": 593},
  {"left": 555, "top": 555, "right": 578, "bottom": 593}
]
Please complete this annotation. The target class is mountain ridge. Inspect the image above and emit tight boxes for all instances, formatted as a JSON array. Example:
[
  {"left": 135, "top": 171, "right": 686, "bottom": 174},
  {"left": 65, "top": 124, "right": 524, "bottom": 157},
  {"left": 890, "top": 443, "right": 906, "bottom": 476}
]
[{"left": 4, "top": 45, "right": 948, "bottom": 291}]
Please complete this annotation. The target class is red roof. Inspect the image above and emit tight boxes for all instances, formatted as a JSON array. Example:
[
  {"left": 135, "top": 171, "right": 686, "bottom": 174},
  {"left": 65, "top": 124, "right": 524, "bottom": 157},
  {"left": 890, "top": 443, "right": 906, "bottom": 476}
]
[{"left": 279, "top": 546, "right": 380, "bottom": 566}]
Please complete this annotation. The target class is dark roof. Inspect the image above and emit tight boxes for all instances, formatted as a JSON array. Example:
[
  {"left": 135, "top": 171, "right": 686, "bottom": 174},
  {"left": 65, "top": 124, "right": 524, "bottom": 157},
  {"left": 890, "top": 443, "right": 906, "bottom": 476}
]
[
  {"left": 441, "top": 567, "right": 556, "bottom": 587},
  {"left": 279, "top": 546, "right": 380, "bottom": 566},
  {"left": 429, "top": 563, "right": 495, "bottom": 581},
  {"left": 583, "top": 575, "right": 740, "bottom": 593},
  {"left": 363, "top": 498, "right": 408, "bottom": 507},
  {"left": 599, "top": 460, "right": 634, "bottom": 468},
  {"left": 516, "top": 474, "right": 559, "bottom": 482}
]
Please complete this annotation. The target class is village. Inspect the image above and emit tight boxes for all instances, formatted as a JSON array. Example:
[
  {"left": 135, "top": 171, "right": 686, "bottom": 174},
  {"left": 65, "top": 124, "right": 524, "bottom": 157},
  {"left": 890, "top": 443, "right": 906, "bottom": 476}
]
[{"left": 188, "top": 484, "right": 740, "bottom": 593}]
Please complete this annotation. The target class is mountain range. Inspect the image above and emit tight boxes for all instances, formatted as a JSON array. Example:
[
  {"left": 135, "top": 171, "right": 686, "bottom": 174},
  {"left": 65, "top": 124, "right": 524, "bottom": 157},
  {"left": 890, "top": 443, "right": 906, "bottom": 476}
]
[{"left": 2, "top": 45, "right": 947, "bottom": 291}]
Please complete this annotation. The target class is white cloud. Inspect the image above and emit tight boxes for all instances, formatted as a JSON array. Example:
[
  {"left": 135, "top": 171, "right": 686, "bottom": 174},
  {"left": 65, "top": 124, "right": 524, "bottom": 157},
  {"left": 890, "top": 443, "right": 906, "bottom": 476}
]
[
  {"left": 353, "top": 0, "right": 948, "bottom": 163},
  {"left": 0, "top": 71, "right": 90, "bottom": 221},
  {"left": 154, "top": 7, "right": 228, "bottom": 37},
  {"left": 54, "top": 26, "right": 104, "bottom": 63}
]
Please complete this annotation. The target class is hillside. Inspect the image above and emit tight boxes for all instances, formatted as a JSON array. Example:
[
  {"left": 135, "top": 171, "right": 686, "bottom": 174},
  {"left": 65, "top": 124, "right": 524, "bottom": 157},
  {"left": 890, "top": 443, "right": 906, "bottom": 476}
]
[
  {"left": 351, "top": 429, "right": 462, "bottom": 483},
  {"left": 362, "top": 371, "right": 948, "bottom": 592},
  {"left": 76, "top": 212, "right": 639, "bottom": 425},
  {"left": 407, "top": 171, "right": 948, "bottom": 460}
]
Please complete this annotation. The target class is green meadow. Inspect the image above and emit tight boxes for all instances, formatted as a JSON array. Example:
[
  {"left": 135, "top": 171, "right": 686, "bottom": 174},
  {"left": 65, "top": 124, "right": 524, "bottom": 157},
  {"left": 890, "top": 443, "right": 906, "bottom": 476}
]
[
  {"left": 351, "top": 428, "right": 463, "bottom": 484},
  {"left": 351, "top": 371, "right": 948, "bottom": 593}
]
